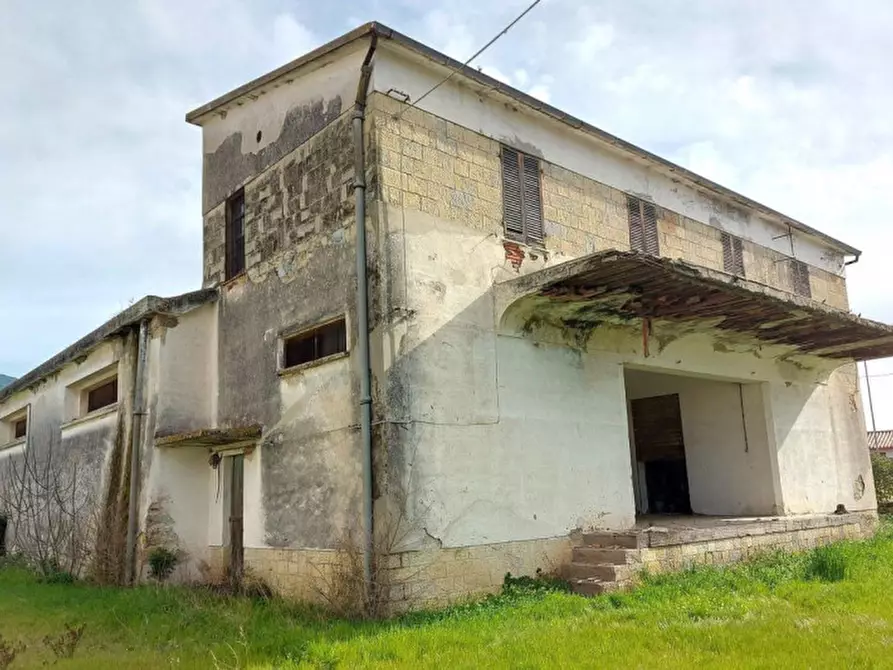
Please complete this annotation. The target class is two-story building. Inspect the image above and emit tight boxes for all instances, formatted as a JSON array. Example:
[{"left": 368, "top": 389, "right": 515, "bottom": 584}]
[{"left": 1, "top": 23, "right": 890, "bottom": 611}]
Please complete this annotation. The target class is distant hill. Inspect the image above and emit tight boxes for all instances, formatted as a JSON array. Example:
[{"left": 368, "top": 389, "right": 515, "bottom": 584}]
[{"left": 0, "top": 374, "right": 15, "bottom": 390}]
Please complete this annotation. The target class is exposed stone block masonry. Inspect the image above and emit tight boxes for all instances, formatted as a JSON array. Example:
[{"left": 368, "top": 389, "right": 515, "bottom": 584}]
[
  {"left": 202, "top": 113, "right": 356, "bottom": 288},
  {"left": 368, "top": 93, "right": 848, "bottom": 310}
]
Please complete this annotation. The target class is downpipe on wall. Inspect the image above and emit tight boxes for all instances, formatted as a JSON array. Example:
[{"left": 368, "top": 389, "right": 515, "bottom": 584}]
[
  {"left": 125, "top": 319, "right": 149, "bottom": 584},
  {"left": 354, "top": 35, "right": 378, "bottom": 607}
]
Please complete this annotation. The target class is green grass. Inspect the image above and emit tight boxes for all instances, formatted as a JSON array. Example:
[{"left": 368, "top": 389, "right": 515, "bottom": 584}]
[{"left": 4, "top": 524, "right": 893, "bottom": 668}]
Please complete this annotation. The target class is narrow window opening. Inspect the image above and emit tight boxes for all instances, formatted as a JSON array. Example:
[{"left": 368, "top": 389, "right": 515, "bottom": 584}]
[
  {"left": 501, "top": 146, "right": 543, "bottom": 244},
  {"left": 87, "top": 378, "right": 118, "bottom": 413},
  {"left": 225, "top": 189, "right": 246, "bottom": 280},
  {"left": 13, "top": 417, "right": 26, "bottom": 440},
  {"left": 627, "top": 195, "right": 659, "bottom": 255},
  {"left": 283, "top": 319, "right": 347, "bottom": 369},
  {"left": 721, "top": 232, "right": 745, "bottom": 276}
]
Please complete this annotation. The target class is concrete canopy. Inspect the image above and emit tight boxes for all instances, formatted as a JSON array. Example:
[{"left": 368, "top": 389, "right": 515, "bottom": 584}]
[{"left": 498, "top": 250, "right": 893, "bottom": 361}]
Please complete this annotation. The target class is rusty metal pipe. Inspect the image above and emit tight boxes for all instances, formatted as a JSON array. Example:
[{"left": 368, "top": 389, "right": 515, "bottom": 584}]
[
  {"left": 125, "top": 319, "right": 149, "bottom": 584},
  {"left": 354, "top": 35, "right": 377, "bottom": 606}
]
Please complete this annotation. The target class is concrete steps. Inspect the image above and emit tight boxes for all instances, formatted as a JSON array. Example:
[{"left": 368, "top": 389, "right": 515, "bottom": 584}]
[{"left": 569, "top": 533, "right": 643, "bottom": 597}]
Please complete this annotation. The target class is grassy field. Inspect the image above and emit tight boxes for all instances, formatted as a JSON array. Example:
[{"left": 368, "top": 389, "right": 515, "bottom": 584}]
[{"left": 3, "top": 526, "right": 893, "bottom": 669}]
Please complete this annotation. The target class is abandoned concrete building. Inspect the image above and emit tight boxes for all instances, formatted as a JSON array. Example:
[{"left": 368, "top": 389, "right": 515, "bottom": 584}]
[{"left": 1, "top": 22, "right": 890, "bottom": 608}]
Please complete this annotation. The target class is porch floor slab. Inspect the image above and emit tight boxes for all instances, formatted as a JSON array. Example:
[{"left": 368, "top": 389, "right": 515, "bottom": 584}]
[{"left": 630, "top": 511, "right": 876, "bottom": 547}]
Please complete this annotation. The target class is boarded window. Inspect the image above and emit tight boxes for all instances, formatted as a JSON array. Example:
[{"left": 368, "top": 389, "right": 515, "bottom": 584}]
[
  {"left": 13, "top": 417, "right": 26, "bottom": 440},
  {"left": 790, "top": 259, "right": 811, "bottom": 298},
  {"left": 87, "top": 378, "right": 118, "bottom": 413},
  {"left": 225, "top": 189, "right": 246, "bottom": 280},
  {"left": 501, "top": 146, "right": 543, "bottom": 244},
  {"left": 283, "top": 319, "right": 347, "bottom": 369},
  {"left": 721, "top": 232, "right": 745, "bottom": 276},
  {"left": 627, "top": 196, "right": 659, "bottom": 255}
]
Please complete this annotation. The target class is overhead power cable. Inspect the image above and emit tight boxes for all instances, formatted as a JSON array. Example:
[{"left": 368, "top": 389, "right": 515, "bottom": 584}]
[{"left": 395, "top": 0, "right": 543, "bottom": 119}]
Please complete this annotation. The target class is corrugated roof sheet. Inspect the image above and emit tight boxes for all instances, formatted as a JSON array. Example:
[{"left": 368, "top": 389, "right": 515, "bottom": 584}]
[
  {"left": 500, "top": 250, "right": 893, "bottom": 360},
  {"left": 868, "top": 431, "right": 893, "bottom": 450}
]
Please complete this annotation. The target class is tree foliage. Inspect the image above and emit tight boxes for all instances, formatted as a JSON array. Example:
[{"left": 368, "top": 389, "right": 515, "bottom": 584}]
[{"left": 871, "top": 453, "right": 893, "bottom": 503}]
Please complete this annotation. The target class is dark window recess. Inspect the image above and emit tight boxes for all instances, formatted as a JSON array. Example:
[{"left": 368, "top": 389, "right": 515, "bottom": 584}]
[
  {"left": 501, "top": 146, "right": 544, "bottom": 244},
  {"left": 13, "top": 418, "right": 26, "bottom": 440},
  {"left": 284, "top": 319, "right": 347, "bottom": 369},
  {"left": 225, "top": 189, "right": 246, "bottom": 280},
  {"left": 627, "top": 196, "right": 659, "bottom": 255},
  {"left": 721, "top": 232, "right": 745, "bottom": 276},
  {"left": 791, "top": 259, "right": 811, "bottom": 298},
  {"left": 87, "top": 378, "right": 118, "bottom": 413}
]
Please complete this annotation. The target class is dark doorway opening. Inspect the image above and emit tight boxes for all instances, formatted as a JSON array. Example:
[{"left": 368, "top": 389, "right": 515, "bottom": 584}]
[{"left": 630, "top": 393, "right": 692, "bottom": 514}]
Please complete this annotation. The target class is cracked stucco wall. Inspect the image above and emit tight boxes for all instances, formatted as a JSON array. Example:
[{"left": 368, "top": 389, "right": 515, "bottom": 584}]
[
  {"left": 194, "top": 48, "right": 368, "bottom": 556},
  {"left": 0, "top": 338, "right": 136, "bottom": 581},
  {"left": 364, "top": 74, "right": 873, "bottom": 554}
]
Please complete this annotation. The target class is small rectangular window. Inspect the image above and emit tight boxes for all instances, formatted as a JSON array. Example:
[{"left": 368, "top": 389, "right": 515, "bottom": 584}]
[
  {"left": 791, "top": 259, "right": 811, "bottom": 298},
  {"left": 87, "top": 378, "right": 118, "bottom": 413},
  {"left": 721, "top": 232, "right": 745, "bottom": 276},
  {"left": 13, "top": 417, "right": 26, "bottom": 440},
  {"left": 501, "top": 146, "right": 543, "bottom": 244},
  {"left": 283, "top": 319, "right": 347, "bottom": 369},
  {"left": 627, "top": 196, "right": 659, "bottom": 255},
  {"left": 226, "top": 189, "right": 246, "bottom": 280}
]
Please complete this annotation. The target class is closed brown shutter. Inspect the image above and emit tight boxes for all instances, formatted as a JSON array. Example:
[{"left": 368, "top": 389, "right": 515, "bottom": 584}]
[
  {"left": 522, "top": 154, "right": 543, "bottom": 242},
  {"left": 627, "top": 196, "right": 644, "bottom": 251},
  {"left": 627, "top": 196, "right": 659, "bottom": 256},
  {"left": 643, "top": 202, "right": 659, "bottom": 256},
  {"left": 501, "top": 147, "right": 524, "bottom": 237},
  {"left": 791, "top": 259, "right": 811, "bottom": 297},
  {"left": 631, "top": 394, "right": 686, "bottom": 462},
  {"left": 722, "top": 232, "right": 745, "bottom": 276}
]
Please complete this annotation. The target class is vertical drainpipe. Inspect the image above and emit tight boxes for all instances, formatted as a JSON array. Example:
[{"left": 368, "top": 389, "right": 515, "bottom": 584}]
[
  {"left": 354, "top": 34, "right": 378, "bottom": 605},
  {"left": 125, "top": 319, "right": 149, "bottom": 584}
]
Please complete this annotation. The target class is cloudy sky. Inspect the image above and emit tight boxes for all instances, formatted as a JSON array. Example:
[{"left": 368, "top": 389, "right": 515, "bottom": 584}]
[{"left": 3, "top": 0, "right": 893, "bottom": 425}]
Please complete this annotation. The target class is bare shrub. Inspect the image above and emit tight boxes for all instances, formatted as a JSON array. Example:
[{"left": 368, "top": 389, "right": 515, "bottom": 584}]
[
  {"left": 313, "top": 505, "right": 423, "bottom": 619},
  {"left": 0, "top": 447, "right": 99, "bottom": 582},
  {"left": 0, "top": 635, "right": 25, "bottom": 669},
  {"left": 42, "top": 623, "right": 86, "bottom": 661}
]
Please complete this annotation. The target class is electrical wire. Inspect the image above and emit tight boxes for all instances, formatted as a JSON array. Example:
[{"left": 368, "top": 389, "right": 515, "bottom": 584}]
[{"left": 395, "top": 0, "right": 543, "bottom": 119}]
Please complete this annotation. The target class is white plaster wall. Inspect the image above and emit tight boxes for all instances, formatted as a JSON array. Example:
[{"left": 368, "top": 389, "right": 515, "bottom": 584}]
[
  {"left": 142, "top": 447, "right": 210, "bottom": 580},
  {"left": 380, "top": 202, "right": 873, "bottom": 549},
  {"left": 200, "top": 41, "right": 367, "bottom": 155},
  {"left": 771, "top": 368, "right": 875, "bottom": 514},
  {"left": 153, "top": 303, "right": 218, "bottom": 435},
  {"left": 383, "top": 206, "right": 640, "bottom": 546},
  {"left": 624, "top": 369, "right": 779, "bottom": 516},
  {"left": 140, "top": 304, "right": 220, "bottom": 578},
  {"left": 372, "top": 47, "right": 846, "bottom": 274}
]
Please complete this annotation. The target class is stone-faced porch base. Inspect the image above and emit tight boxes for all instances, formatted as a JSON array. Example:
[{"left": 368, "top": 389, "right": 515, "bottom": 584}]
[{"left": 570, "top": 511, "right": 878, "bottom": 595}]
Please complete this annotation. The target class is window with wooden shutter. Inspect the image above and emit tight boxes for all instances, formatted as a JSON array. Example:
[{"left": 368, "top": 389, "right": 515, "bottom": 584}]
[
  {"left": 721, "top": 232, "right": 745, "bottom": 276},
  {"left": 501, "top": 146, "right": 543, "bottom": 244},
  {"left": 790, "top": 259, "right": 811, "bottom": 297},
  {"left": 627, "top": 195, "right": 659, "bottom": 256},
  {"left": 225, "top": 189, "right": 246, "bottom": 280}
]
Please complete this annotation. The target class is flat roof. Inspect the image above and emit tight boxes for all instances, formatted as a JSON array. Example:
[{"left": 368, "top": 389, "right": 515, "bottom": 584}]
[{"left": 186, "top": 21, "right": 860, "bottom": 257}]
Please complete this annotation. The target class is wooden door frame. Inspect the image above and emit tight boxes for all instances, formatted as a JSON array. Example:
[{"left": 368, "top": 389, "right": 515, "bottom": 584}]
[{"left": 227, "top": 453, "right": 245, "bottom": 587}]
